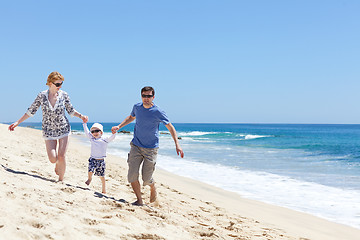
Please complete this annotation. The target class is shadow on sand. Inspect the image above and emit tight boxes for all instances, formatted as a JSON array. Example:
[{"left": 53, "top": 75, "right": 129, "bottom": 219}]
[{"left": 1, "top": 163, "right": 128, "bottom": 204}]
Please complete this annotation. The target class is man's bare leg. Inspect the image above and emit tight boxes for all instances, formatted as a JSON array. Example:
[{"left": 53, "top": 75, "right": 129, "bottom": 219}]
[
  {"left": 131, "top": 180, "right": 143, "bottom": 205},
  {"left": 150, "top": 183, "right": 157, "bottom": 203}
]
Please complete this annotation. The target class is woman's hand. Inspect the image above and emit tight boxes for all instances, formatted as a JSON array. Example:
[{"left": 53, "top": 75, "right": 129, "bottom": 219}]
[
  {"left": 8, "top": 122, "right": 19, "bottom": 131},
  {"left": 81, "top": 115, "right": 89, "bottom": 123}
]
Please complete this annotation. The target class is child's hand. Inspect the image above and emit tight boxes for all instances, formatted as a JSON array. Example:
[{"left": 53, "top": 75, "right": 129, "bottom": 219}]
[
  {"left": 82, "top": 115, "right": 89, "bottom": 123},
  {"left": 111, "top": 126, "right": 119, "bottom": 134}
]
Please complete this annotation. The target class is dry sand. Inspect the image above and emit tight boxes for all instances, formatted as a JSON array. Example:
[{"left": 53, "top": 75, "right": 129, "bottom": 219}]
[{"left": 1, "top": 123, "right": 359, "bottom": 240}]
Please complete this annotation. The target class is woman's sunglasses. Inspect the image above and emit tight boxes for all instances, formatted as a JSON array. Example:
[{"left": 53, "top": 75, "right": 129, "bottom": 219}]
[
  {"left": 91, "top": 129, "right": 102, "bottom": 133},
  {"left": 53, "top": 82, "right": 63, "bottom": 87}
]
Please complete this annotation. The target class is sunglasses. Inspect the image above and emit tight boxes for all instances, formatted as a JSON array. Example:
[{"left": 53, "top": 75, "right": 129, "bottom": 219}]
[
  {"left": 141, "top": 94, "right": 153, "bottom": 98},
  {"left": 91, "top": 129, "right": 102, "bottom": 133},
  {"left": 53, "top": 82, "right": 63, "bottom": 87}
]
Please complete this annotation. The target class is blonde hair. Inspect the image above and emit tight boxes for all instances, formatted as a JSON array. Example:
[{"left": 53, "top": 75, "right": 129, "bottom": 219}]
[{"left": 46, "top": 71, "right": 64, "bottom": 86}]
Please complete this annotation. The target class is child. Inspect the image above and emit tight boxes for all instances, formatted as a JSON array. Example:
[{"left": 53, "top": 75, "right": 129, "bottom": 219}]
[{"left": 83, "top": 120, "right": 115, "bottom": 193}]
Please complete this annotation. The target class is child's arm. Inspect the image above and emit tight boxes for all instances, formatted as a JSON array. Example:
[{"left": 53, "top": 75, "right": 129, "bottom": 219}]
[
  {"left": 82, "top": 123, "right": 92, "bottom": 139},
  {"left": 104, "top": 132, "right": 116, "bottom": 143}
]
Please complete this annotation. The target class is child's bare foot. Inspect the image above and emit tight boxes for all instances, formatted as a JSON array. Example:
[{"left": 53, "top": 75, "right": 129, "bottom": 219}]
[
  {"left": 102, "top": 191, "right": 106, "bottom": 194},
  {"left": 85, "top": 179, "right": 91, "bottom": 185}
]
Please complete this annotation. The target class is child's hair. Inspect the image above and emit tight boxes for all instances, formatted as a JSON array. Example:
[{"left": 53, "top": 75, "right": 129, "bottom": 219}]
[{"left": 46, "top": 71, "right": 64, "bottom": 86}]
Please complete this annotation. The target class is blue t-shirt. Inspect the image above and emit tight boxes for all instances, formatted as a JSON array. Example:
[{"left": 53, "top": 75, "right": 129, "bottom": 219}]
[{"left": 131, "top": 103, "right": 170, "bottom": 148}]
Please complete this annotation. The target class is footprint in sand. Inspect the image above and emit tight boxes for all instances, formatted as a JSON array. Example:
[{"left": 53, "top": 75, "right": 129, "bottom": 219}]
[
  {"left": 31, "top": 222, "right": 44, "bottom": 229},
  {"left": 60, "top": 187, "right": 76, "bottom": 193},
  {"left": 30, "top": 170, "right": 41, "bottom": 175},
  {"left": 128, "top": 233, "right": 165, "bottom": 240},
  {"left": 199, "top": 232, "right": 217, "bottom": 238},
  {"left": 225, "top": 221, "right": 236, "bottom": 231},
  {"left": 6, "top": 191, "right": 16, "bottom": 199},
  {"left": 198, "top": 206, "right": 209, "bottom": 212},
  {"left": 101, "top": 200, "right": 123, "bottom": 209},
  {"left": 84, "top": 218, "right": 99, "bottom": 225},
  {"left": 148, "top": 212, "right": 166, "bottom": 220}
]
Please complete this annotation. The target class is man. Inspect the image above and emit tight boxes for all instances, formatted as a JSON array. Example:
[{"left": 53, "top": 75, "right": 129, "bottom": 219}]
[{"left": 112, "top": 86, "right": 184, "bottom": 205}]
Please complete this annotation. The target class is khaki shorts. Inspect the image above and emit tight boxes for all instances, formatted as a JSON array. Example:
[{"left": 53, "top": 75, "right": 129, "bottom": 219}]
[{"left": 127, "top": 142, "right": 158, "bottom": 186}]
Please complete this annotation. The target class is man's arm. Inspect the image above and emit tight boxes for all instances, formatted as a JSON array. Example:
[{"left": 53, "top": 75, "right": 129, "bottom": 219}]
[
  {"left": 165, "top": 123, "right": 184, "bottom": 158},
  {"left": 111, "top": 115, "right": 136, "bottom": 134}
]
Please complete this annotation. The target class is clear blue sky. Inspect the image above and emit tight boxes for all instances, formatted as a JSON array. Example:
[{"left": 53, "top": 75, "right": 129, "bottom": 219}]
[{"left": 1, "top": 0, "right": 359, "bottom": 124}]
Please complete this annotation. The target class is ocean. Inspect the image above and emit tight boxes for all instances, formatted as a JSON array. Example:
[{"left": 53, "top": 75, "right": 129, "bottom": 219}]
[{"left": 22, "top": 122, "right": 360, "bottom": 229}]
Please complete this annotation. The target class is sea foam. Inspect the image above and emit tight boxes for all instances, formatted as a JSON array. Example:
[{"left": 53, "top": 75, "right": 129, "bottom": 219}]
[{"left": 156, "top": 154, "right": 360, "bottom": 229}]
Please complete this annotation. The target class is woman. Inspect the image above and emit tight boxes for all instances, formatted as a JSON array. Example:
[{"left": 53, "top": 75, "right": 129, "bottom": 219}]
[{"left": 8, "top": 71, "right": 88, "bottom": 181}]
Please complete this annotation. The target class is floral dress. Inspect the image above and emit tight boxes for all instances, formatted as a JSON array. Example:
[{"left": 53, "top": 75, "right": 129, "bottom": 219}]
[{"left": 26, "top": 90, "right": 76, "bottom": 140}]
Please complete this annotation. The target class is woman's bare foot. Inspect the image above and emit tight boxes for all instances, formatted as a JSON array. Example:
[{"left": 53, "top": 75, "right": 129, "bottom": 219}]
[
  {"left": 85, "top": 179, "right": 91, "bottom": 185},
  {"left": 54, "top": 162, "right": 59, "bottom": 175}
]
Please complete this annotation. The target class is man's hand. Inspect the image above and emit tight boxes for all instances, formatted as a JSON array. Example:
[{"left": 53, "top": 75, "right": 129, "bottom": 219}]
[{"left": 176, "top": 145, "right": 184, "bottom": 158}]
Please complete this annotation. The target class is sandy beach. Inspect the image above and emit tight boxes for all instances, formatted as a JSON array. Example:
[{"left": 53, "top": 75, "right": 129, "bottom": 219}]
[{"left": 1, "top": 123, "right": 359, "bottom": 240}]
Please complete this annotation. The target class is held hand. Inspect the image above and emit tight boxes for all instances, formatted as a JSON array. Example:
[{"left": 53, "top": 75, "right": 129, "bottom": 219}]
[
  {"left": 8, "top": 122, "right": 18, "bottom": 131},
  {"left": 111, "top": 126, "right": 119, "bottom": 134},
  {"left": 81, "top": 115, "right": 89, "bottom": 123}
]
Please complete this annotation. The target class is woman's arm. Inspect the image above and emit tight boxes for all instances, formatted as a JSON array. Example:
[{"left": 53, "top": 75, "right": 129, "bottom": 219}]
[
  {"left": 74, "top": 111, "right": 88, "bottom": 122},
  {"left": 8, "top": 113, "right": 30, "bottom": 131},
  {"left": 9, "top": 92, "right": 43, "bottom": 131},
  {"left": 63, "top": 92, "right": 88, "bottom": 122}
]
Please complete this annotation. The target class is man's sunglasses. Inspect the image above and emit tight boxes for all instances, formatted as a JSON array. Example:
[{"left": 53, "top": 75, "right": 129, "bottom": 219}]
[
  {"left": 91, "top": 129, "right": 102, "bottom": 133},
  {"left": 53, "top": 82, "right": 63, "bottom": 87},
  {"left": 142, "top": 94, "right": 153, "bottom": 98}
]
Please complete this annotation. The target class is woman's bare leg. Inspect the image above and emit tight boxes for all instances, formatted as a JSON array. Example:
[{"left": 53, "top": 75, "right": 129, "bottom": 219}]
[
  {"left": 45, "top": 140, "right": 58, "bottom": 164},
  {"left": 44, "top": 137, "right": 69, "bottom": 181},
  {"left": 56, "top": 136, "right": 69, "bottom": 181}
]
